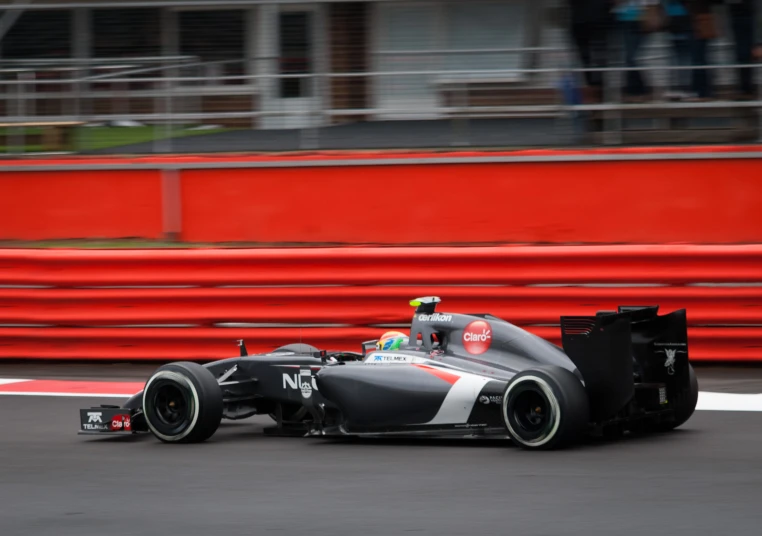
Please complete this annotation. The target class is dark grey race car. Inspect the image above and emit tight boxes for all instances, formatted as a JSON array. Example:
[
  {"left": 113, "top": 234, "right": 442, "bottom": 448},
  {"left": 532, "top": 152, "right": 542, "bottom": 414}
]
[{"left": 78, "top": 297, "right": 699, "bottom": 450}]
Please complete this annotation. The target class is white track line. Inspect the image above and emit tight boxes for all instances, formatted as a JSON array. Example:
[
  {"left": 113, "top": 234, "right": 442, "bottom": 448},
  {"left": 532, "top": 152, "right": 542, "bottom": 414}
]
[
  {"left": 0, "top": 379, "right": 32, "bottom": 386},
  {"left": 0, "top": 392, "right": 133, "bottom": 398},
  {"left": 696, "top": 391, "right": 762, "bottom": 412}
]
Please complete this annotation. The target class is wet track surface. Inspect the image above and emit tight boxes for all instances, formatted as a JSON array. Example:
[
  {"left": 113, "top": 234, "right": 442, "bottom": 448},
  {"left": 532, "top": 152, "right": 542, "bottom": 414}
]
[{"left": 2, "top": 364, "right": 762, "bottom": 536}]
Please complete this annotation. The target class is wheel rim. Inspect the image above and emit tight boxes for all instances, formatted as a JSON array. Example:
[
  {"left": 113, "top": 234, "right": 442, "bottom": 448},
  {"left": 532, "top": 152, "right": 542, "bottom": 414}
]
[
  {"left": 143, "top": 373, "right": 198, "bottom": 440},
  {"left": 511, "top": 387, "right": 552, "bottom": 437},
  {"left": 152, "top": 383, "right": 190, "bottom": 428},
  {"left": 503, "top": 376, "right": 561, "bottom": 447}
]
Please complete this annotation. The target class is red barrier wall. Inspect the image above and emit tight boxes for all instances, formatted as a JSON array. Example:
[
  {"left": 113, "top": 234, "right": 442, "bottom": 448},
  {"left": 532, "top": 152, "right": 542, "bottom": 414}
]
[
  {"left": 3, "top": 244, "right": 762, "bottom": 286},
  {"left": 1, "top": 147, "right": 762, "bottom": 243},
  {"left": 1, "top": 245, "right": 761, "bottom": 362},
  {"left": 181, "top": 159, "right": 762, "bottom": 243},
  {"left": 0, "top": 170, "right": 164, "bottom": 240}
]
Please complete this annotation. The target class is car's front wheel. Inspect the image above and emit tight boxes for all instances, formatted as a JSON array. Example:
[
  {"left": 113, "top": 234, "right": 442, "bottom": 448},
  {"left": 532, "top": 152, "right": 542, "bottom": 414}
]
[
  {"left": 502, "top": 366, "right": 589, "bottom": 450},
  {"left": 142, "top": 362, "right": 223, "bottom": 443}
]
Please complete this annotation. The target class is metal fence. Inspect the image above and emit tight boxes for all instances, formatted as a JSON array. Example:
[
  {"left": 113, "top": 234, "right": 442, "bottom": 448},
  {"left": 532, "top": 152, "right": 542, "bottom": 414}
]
[{"left": 0, "top": 0, "right": 760, "bottom": 154}]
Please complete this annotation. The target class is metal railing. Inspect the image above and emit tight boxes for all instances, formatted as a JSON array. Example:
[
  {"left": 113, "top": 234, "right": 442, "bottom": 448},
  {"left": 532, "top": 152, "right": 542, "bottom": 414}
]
[{"left": 0, "top": 53, "right": 760, "bottom": 154}]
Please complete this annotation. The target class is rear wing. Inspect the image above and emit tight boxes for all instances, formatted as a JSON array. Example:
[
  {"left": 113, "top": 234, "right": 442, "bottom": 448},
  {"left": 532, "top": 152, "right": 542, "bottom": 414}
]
[{"left": 560, "top": 305, "right": 690, "bottom": 421}]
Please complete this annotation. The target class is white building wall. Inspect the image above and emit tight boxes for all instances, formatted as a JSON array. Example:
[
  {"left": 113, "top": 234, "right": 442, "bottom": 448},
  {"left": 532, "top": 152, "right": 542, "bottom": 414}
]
[{"left": 370, "top": 0, "right": 533, "bottom": 120}]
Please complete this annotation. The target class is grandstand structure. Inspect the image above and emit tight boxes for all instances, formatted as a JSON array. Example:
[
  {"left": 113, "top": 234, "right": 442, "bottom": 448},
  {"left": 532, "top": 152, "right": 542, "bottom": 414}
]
[{"left": 0, "top": 0, "right": 760, "bottom": 152}]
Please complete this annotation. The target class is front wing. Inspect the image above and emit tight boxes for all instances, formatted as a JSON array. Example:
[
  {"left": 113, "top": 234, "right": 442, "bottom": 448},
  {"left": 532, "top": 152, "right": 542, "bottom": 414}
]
[{"left": 78, "top": 406, "right": 145, "bottom": 436}]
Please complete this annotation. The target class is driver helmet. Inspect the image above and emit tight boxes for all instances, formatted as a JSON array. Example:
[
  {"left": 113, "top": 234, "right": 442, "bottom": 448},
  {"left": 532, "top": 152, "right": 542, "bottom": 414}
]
[{"left": 376, "top": 330, "right": 409, "bottom": 351}]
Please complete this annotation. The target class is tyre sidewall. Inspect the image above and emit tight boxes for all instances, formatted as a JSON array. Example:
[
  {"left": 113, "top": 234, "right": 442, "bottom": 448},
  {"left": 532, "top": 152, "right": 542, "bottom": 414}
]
[
  {"left": 502, "top": 366, "right": 589, "bottom": 450},
  {"left": 142, "top": 362, "right": 222, "bottom": 443}
]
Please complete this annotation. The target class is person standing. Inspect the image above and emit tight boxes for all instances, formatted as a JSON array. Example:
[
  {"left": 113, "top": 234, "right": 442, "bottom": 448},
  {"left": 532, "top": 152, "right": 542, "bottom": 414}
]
[
  {"left": 613, "top": 0, "right": 664, "bottom": 101},
  {"left": 664, "top": 0, "right": 695, "bottom": 99},
  {"left": 685, "top": 0, "right": 717, "bottom": 100},
  {"left": 722, "top": 0, "right": 756, "bottom": 99},
  {"left": 567, "top": 0, "right": 614, "bottom": 101}
]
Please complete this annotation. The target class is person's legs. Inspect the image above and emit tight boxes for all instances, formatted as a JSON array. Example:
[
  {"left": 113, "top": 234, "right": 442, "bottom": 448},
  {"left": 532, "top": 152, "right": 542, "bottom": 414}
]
[
  {"left": 622, "top": 20, "right": 647, "bottom": 97},
  {"left": 571, "top": 22, "right": 596, "bottom": 88},
  {"left": 587, "top": 20, "right": 610, "bottom": 90},
  {"left": 690, "top": 35, "right": 711, "bottom": 99},
  {"left": 671, "top": 33, "right": 692, "bottom": 95},
  {"left": 729, "top": 4, "right": 754, "bottom": 96}
]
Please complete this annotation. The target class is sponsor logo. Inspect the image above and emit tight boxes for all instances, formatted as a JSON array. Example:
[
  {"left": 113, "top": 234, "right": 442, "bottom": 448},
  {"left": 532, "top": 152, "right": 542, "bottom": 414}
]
[
  {"left": 282, "top": 371, "right": 318, "bottom": 398},
  {"left": 82, "top": 423, "right": 109, "bottom": 431},
  {"left": 654, "top": 342, "right": 687, "bottom": 376},
  {"left": 110, "top": 414, "right": 132, "bottom": 432},
  {"left": 367, "top": 353, "right": 414, "bottom": 363},
  {"left": 659, "top": 387, "right": 668, "bottom": 405},
  {"left": 478, "top": 395, "right": 503, "bottom": 405},
  {"left": 462, "top": 320, "right": 492, "bottom": 355},
  {"left": 418, "top": 313, "right": 453, "bottom": 323},
  {"left": 87, "top": 412, "right": 102, "bottom": 423},
  {"left": 300, "top": 369, "right": 312, "bottom": 399},
  {"left": 364, "top": 353, "right": 427, "bottom": 365}
]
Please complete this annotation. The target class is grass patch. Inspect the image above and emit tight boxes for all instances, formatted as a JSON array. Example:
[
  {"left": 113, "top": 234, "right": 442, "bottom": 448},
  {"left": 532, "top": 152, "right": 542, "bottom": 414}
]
[
  {"left": 76, "top": 126, "right": 235, "bottom": 151},
  {"left": 0, "top": 125, "right": 237, "bottom": 153}
]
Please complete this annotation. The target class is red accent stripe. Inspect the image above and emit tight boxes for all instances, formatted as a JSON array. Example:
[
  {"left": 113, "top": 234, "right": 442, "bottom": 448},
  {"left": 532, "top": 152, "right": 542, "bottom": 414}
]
[
  {"left": 413, "top": 365, "right": 460, "bottom": 385},
  {"left": 0, "top": 379, "right": 144, "bottom": 395}
]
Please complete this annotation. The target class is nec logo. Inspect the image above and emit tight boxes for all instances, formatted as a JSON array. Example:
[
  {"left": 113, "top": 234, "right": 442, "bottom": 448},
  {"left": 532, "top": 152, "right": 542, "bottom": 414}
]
[
  {"left": 87, "top": 412, "right": 103, "bottom": 423},
  {"left": 282, "top": 370, "right": 318, "bottom": 399}
]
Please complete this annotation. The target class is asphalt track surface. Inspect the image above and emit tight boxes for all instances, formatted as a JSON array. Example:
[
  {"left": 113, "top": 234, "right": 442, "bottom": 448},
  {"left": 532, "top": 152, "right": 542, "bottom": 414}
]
[
  {"left": 93, "top": 118, "right": 562, "bottom": 154},
  {"left": 2, "top": 364, "right": 762, "bottom": 536}
]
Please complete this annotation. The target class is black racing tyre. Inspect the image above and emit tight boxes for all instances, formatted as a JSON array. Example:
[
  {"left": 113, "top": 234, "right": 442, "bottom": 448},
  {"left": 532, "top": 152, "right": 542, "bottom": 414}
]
[
  {"left": 142, "top": 361, "right": 223, "bottom": 444},
  {"left": 655, "top": 363, "right": 699, "bottom": 432},
  {"left": 272, "top": 343, "right": 320, "bottom": 354},
  {"left": 502, "top": 366, "right": 590, "bottom": 450}
]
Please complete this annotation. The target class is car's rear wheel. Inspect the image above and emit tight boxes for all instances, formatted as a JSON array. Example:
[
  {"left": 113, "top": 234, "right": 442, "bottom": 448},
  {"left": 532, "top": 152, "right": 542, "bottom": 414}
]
[
  {"left": 142, "top": 362, "right": 223, "bottom": 443},
  {"left": 502, "top": 366, "right": 589, "bottom": 450}
]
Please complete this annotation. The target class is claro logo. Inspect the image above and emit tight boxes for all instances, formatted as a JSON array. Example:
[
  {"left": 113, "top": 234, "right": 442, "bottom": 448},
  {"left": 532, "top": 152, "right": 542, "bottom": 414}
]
[{"left": 462, "top": 320, "right": 492, "bottom": 355}]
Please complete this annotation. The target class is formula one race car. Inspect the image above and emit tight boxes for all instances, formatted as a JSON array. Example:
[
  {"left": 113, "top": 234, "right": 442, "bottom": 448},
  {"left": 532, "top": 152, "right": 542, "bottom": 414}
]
[{"left": 78, "top": 297, "right": 699, "bottom": 450}]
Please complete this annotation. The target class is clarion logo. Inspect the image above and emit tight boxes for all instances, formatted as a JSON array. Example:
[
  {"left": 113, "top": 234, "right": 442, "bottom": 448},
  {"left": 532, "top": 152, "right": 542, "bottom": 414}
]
[{"left": 418, "top": 313, "right": 453, "bottom": 322}]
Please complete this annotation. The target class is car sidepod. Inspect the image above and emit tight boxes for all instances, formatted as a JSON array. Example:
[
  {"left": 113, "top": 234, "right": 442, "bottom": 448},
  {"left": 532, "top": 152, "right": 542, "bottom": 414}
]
[{"left": 314, "top": 361, "right": 507, "bottom": 434}]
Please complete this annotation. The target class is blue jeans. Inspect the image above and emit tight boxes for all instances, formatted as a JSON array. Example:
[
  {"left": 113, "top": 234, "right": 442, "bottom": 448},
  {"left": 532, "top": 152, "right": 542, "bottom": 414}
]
[
  {"left": 670, "top": 34, "right": 692, "bottom": 92},
  {"left": 729, "top": 4, "right": 754, "bottom": 95},
  {"left": 690, "top": 37, "right": 711, "bottom": 98},
  {"left": 621, "top": 21, "right": 649, "bottom": 96}
]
